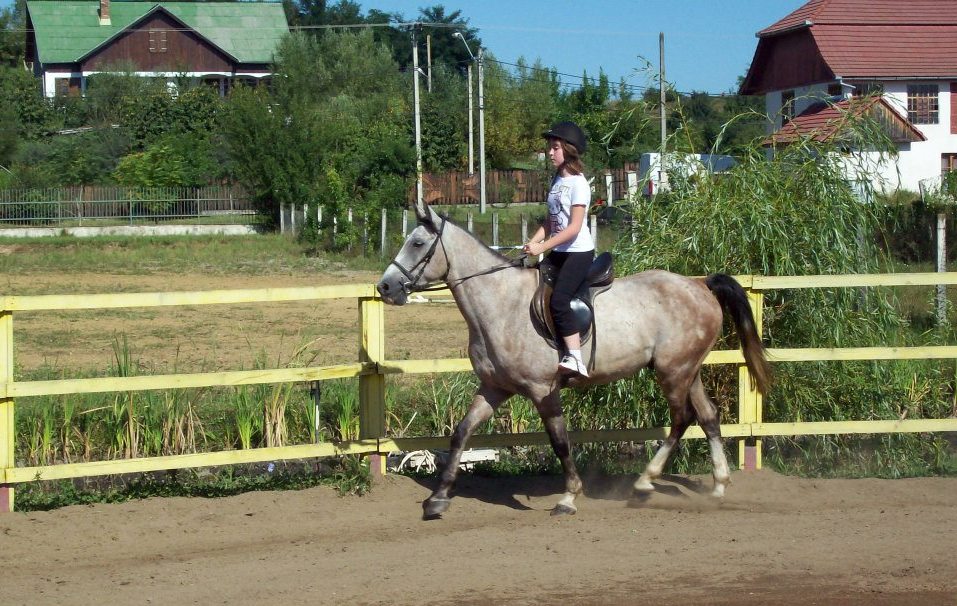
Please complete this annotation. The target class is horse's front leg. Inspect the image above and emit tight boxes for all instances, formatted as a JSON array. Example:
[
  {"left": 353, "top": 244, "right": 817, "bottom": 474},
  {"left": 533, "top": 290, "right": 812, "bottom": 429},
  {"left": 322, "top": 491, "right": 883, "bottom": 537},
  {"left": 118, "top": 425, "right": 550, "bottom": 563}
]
[
  {"left": 423, "top": 383, "right": 508, "bottom": 519},
  {"left": 538, "top": 392, "right": 582, "bottom": 516}
]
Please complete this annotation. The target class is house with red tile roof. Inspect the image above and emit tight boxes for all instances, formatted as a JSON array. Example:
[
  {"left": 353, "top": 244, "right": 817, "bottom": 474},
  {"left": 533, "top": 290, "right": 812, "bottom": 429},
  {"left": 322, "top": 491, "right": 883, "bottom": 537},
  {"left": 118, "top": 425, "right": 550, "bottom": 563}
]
[{"left": 739, "top": 0, "right": 957, "bottom": 193}]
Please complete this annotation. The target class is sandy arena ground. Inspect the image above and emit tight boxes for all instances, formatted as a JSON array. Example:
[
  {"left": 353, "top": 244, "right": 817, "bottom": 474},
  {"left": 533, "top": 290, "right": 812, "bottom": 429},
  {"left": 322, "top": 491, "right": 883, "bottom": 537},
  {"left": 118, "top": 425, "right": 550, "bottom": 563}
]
[
  {"left": 2, "top": 270, "right": 956, "bottom": 604},
  {"left": 2, "top": 470, "right": 956, "bottom": 605}
]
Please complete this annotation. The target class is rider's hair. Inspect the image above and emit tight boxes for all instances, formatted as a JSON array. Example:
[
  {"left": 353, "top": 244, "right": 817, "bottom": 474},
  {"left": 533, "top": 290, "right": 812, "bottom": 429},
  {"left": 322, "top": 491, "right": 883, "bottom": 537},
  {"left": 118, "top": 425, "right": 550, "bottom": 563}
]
[{"left": 556, "top": 139, "right": 584, "bottom": 176}]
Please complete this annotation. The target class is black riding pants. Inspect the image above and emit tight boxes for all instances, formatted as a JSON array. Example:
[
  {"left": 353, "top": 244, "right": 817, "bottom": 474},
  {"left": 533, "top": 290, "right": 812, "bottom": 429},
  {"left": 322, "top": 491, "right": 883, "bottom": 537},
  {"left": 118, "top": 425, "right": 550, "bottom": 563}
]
[{"left": 547, "top": 249, "right": 595, "bottom": 338}]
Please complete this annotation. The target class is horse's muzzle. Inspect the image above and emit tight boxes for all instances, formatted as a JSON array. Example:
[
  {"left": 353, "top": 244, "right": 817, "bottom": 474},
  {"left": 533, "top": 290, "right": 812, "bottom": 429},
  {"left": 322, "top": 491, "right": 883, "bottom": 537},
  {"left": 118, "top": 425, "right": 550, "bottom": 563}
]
[{"left": 376, "top": 278, "right": 408, "bottom": 305}]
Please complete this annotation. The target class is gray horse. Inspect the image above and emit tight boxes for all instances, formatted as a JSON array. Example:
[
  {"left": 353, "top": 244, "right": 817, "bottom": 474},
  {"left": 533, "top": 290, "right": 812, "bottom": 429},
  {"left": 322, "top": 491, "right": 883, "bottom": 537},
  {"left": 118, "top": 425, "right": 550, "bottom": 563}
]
[{"left": 377, "top": 200, "right": 770, "bottom": 519}]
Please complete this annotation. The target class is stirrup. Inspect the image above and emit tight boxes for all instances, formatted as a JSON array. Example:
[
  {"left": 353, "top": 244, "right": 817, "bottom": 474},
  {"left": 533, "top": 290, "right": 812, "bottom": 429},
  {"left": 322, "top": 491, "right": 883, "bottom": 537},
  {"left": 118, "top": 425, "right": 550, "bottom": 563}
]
[{"left": 559, "top": 355, "right": 589, "bottom": 378}]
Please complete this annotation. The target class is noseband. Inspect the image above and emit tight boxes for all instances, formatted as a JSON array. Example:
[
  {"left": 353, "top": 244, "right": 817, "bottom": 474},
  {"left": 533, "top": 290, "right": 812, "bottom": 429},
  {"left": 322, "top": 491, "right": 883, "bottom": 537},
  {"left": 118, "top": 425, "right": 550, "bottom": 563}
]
[{"left": 388, "top": 218, "right": 448, "bottom": 294}]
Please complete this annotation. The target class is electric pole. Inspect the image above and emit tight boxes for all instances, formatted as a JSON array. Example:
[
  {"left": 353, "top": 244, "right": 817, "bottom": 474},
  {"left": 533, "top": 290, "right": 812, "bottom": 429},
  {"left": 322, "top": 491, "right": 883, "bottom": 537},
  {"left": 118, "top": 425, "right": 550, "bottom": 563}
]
[
  {"left": 413, "top": 25, "right": 423, "bottom": 208},
  {"left": 477, "top": 46, "right": 487, "bottom": 214},
  {"left": 659, "top": 32, "right": 667, "bottom": 190}
]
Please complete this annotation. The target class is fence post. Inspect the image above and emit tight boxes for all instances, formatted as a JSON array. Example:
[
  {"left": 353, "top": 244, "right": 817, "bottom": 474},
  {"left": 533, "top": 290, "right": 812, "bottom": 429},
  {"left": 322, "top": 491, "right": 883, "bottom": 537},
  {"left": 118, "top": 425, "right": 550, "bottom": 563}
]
[
  {"left": 590, "top": 214, "right": 598, "bottom": 249},
  {"left": 280, "top": 203, "right": 286, "bottom": 234},
  {"left": 738, "top": 284, "right": 764, "bottom": 471},
  {"left": 380, "top": 208, "right": 387, "bottom": 258},
  {"left": 937, "top": 211, "right": 947, "bottom": 325},
  {"left": 0, "top": 309, "right": 14, "bottom": 512},
  {"left": 358, "top": 294, "right": 386, "bottom": 476},
  {"left": 604, "top": 172, "right": 614, "bottom": 206},
  {"left": 362, "top": 213, "right": 369, "bottom": 256},
  {"left": 401, "top": 209, "right": 408, "bottom": 237},
  {"left": 626, "top": 171, "right": 638, "bottom": 198},
  {"left": 492, "top": 212, "right": 499, "bottom": 247},
  {"left": 521, "top": 214, "right": 528, "bottom": 243}
]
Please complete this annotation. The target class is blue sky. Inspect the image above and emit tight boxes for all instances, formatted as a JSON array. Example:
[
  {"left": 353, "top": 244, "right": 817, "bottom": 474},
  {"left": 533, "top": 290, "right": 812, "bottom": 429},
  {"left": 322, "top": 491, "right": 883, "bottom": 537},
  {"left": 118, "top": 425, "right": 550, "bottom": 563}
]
[
  {"left": 4, "top": 0, "right": 810, "bottom": 94},
  {"left": 350, "top": 1, "right": 809, "bottom": 94}
]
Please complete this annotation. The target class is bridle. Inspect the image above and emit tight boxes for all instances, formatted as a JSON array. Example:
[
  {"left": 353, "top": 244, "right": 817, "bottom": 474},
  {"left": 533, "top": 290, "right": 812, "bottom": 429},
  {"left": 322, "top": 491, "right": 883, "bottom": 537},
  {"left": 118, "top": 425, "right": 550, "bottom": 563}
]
[
  {"left": 388, "top": 216, "right": 527, "bottom": 294},
  {"left": 387, "top": 217, "right": 449, "bottom": 294}
]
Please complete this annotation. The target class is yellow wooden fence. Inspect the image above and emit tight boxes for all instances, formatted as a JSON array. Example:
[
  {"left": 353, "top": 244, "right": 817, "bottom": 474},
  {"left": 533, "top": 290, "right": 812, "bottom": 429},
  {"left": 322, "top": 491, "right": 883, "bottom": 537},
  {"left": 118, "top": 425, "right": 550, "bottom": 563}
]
[{"left": 2, "top": 273, "right": 957, "bottom": 512}]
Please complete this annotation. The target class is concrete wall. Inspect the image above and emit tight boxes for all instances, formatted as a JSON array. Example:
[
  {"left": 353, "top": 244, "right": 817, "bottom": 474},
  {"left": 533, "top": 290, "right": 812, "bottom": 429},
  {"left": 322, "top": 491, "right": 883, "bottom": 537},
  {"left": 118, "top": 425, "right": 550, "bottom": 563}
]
[{"left": 0, "top": 224, "right": 262, "bottom": 238}]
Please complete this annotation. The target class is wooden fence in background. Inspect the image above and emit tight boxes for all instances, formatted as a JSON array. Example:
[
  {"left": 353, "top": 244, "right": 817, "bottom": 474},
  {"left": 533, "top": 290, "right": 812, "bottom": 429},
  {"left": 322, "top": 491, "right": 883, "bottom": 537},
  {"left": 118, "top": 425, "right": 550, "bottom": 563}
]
[{"left": 410, "top": 164, "right": 641, "bottom": 206}]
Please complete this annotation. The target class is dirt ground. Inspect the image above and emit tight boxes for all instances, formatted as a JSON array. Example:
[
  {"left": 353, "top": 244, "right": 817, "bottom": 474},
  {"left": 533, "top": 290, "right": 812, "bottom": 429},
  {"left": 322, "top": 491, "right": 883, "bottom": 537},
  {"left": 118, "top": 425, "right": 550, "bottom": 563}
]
[{"left": 1, "top": 470, "right": 955, "bottom": 605}]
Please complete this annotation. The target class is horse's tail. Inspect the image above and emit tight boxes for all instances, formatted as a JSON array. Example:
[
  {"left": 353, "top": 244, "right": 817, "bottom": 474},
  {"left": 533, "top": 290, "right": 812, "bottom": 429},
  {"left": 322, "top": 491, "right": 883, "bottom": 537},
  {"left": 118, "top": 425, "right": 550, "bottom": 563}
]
[{"left": 705, "top": 273, "right": 772, "bottom": 395}]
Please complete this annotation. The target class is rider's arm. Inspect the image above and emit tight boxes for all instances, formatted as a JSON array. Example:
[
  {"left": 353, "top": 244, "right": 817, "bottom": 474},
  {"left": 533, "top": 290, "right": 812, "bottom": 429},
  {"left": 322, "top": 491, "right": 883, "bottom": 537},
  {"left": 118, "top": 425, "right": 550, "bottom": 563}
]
[
  {"left": 537, "top": 205, "right": 586, "bottom": 251},
  {"left": 525, "top": 224, "right": 546, "bottom": 247}
]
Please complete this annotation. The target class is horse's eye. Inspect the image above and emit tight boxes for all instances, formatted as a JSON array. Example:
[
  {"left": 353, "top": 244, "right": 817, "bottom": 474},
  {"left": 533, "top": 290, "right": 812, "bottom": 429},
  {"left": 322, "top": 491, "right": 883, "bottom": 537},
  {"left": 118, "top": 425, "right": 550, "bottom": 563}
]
[{"left": 412, "top": 239, "right": 425, "bottom": 247}]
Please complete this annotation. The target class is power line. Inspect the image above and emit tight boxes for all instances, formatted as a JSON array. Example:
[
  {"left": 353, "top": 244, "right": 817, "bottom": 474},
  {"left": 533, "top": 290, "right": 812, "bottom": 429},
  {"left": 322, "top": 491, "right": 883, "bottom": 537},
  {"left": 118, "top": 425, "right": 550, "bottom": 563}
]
[{"left": 2, "top": 17, "right": 747, "bottom": 97}]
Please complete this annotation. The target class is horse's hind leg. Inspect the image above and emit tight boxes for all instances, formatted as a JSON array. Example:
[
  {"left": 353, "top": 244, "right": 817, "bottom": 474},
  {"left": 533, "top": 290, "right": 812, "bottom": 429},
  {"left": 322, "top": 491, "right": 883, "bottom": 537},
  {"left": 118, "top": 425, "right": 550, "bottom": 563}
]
[
  {"left": 633, "top": 376, "right": 693, "bottom": 493},
  {"left": 688, "top": 374, "right": 731, "bottom": 498},
  {"left": 423, "top": 383, "right": 507, "bottom": 519}
]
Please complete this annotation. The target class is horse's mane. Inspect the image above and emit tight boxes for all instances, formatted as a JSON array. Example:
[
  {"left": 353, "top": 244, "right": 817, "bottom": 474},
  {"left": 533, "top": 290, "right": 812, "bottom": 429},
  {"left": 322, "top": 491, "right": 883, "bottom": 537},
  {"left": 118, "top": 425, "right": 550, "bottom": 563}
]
[{"left": 437, "top": 213, "right": 515, "bottom": 264}]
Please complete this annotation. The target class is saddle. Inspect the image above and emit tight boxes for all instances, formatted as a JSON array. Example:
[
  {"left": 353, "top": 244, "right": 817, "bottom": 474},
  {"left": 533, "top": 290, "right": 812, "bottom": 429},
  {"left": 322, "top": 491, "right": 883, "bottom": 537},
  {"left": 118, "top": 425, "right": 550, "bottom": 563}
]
[{"left": 530, "top": 251, "right": 615, "bottom": 351}]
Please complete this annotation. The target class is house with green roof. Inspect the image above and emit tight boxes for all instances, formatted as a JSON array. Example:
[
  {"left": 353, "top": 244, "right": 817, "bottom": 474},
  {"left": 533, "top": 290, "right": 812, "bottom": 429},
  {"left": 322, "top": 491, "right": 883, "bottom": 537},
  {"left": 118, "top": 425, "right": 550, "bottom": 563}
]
[{"left": 25, "top": 0, "right": 289, "bottom": 97}]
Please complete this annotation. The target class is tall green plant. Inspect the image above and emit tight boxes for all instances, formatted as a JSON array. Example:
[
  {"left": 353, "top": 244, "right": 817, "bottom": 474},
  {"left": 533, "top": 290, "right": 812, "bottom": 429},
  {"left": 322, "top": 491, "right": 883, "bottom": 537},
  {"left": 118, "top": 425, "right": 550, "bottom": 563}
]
[{"left": 568, "top": 105, "right": 954, "bottom": 475}]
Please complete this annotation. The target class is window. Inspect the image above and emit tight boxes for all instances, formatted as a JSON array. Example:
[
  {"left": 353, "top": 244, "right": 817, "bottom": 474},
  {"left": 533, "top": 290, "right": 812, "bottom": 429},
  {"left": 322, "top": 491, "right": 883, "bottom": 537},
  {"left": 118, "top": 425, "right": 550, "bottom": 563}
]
[
  {"left": 781, "top": 89, "right": 795, "bottom": 125},
  {"left": 908, "top": 84, "right": 939, "bottom": 124},
  {"left": 54, "top": 77, "right": 81, "bottom": 97},
  {"left": 854, "top": 81, "right": 884, "bottom": 97},
  {"left": 827, "top": 83, "right": 843, "bottom": 98},
  {"left": 149, "top": 29, "right": 168, "bottom": 53},
  {"left": 942, "top": 153, "right": 957, "bottom": 175}
]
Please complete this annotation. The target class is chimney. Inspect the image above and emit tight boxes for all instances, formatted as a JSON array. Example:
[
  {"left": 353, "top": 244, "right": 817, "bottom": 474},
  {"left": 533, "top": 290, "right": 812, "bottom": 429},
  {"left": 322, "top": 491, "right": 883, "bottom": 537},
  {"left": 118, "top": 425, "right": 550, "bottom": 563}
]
[{"left": 99, "top": 0, "right": 111, "bottom": 26}]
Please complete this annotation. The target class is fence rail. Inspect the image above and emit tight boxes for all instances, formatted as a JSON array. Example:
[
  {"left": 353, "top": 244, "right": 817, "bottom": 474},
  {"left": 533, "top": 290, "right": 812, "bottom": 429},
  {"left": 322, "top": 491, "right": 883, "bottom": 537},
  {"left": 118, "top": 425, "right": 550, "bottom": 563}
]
[
  {"left": 0, "top": 185, "right": 256, "bottom": 226},
  {"left": 2, "top": 272, "right": 957, "bottom": 511}
]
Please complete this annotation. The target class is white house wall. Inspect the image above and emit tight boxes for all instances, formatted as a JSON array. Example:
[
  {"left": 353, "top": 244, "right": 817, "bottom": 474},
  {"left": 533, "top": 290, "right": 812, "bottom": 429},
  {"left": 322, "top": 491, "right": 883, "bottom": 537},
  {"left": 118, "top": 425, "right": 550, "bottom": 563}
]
[
  {"left": 878, "top": 82, "right": 954, "bottom": 193},
  {"left": 42, "top": 70, "right": 270, "bottom": 98},
  {"left": 767, "top": 80, "right": 956, "bottom": 194},
  {"left": 766, "top": 83, "right": 837, "bottom": 131}
]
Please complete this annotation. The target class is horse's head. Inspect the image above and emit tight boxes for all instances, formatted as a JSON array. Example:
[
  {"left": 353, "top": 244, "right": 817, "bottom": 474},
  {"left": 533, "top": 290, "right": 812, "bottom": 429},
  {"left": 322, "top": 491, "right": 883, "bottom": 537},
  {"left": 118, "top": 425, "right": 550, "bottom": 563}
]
[{"left": 377, "top": 201, "right": 449, "bottom": 305}]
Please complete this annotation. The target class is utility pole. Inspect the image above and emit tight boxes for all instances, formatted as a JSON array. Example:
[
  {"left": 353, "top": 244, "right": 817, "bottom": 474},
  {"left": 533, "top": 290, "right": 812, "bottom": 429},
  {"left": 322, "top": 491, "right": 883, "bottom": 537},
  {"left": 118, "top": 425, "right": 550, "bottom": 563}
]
[
  {"left": 426, "top": 33, "right": 432, "bottom": 93},
  {"left": 412, "top": 25, "right": 424, "bottom": 208},
  {"left": 659, "top": 32, "right": 667, "bottom": 190},
  {"left": 467, "top": 62, "right": 474, "bottom": 175},
  {"left": 477, "top": 46, "right": 487, "bottom": 214},
  {"left": 453, "top": 31, "right": 485, "bottom": 211}
]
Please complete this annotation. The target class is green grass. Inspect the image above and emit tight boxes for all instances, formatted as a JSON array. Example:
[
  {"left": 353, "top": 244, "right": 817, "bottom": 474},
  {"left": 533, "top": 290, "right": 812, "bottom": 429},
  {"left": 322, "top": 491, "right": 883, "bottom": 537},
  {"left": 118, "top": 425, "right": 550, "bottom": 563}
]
[{"left": 0, "top": 234, "right": 354, "bottom": 276}]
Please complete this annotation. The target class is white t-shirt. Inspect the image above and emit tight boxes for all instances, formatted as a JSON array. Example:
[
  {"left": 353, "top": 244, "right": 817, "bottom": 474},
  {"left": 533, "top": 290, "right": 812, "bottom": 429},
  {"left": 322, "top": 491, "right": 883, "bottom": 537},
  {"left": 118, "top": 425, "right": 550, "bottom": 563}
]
[{"left": 546, "top": 174, "right": 594, "bottom": 253}]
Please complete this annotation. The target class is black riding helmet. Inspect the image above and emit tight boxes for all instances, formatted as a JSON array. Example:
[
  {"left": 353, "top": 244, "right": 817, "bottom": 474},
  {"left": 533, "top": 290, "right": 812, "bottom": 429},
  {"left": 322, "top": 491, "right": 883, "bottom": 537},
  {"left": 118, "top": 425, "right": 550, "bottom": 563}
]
[{"left": 542, "top": 121, "right": 587, "bottom": 154}]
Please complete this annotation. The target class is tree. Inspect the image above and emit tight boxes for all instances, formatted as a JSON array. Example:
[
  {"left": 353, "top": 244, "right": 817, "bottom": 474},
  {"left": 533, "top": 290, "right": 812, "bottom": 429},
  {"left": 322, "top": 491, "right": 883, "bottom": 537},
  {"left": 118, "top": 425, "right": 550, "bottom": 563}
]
[
  {"left": 221, "top": 30, "right": 412, "bottom": 228},
  {"left": 0, "top": 0, "right": 25, "bottom": 68},
  {"left": 417, "top": 6, "right": 479, "bottom": 75}
]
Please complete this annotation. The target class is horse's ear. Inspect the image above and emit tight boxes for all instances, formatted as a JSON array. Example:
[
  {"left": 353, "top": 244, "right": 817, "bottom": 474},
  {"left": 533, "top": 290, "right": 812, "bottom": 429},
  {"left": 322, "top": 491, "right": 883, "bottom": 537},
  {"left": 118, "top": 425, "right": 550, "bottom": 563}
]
[{"left": 413, "top": 198, "right": 430, "bottom": 224}]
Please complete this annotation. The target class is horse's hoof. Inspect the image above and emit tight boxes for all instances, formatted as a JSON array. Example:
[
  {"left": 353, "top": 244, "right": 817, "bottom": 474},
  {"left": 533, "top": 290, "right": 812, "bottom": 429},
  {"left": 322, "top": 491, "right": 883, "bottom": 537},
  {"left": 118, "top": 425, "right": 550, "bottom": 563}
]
[
  {"left": 422, "top": 497, "right": 451, "bottom": 520},
  {"left": 550, "top": 503, "right": 577, "bottom": 516},
  {"left": 633, "top": 478, "right": 655, "bottom": 493}
]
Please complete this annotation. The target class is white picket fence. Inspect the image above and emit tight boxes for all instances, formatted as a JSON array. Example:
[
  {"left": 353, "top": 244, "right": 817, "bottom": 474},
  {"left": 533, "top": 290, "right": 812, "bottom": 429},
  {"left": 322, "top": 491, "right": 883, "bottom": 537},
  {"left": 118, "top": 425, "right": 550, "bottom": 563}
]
[{"left": 279, "top": 204, "right": 601, "bottom": 257}]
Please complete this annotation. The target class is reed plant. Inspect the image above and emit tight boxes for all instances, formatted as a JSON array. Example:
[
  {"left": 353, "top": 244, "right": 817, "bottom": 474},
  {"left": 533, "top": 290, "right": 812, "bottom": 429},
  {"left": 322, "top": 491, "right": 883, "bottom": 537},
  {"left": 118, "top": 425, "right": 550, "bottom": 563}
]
[
  {"left": 320, "top": 379, "right": 360, "bottom": 441},
  {"left": 230, "top": 385, "right": 263, "bottom": 450}
]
